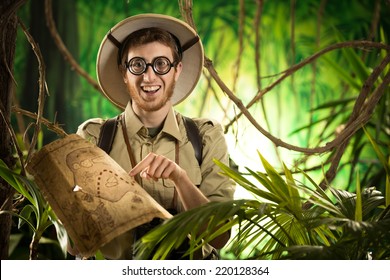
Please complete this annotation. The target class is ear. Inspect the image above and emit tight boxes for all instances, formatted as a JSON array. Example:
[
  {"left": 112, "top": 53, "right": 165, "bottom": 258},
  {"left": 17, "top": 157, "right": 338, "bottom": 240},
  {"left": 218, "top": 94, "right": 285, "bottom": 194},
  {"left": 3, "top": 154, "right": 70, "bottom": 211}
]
[
  {"left": 174, "top": 62, "right": 183, "bottom": 82},
  {"left": 119, "top": 65, "right": 128, "bottom": 83}
]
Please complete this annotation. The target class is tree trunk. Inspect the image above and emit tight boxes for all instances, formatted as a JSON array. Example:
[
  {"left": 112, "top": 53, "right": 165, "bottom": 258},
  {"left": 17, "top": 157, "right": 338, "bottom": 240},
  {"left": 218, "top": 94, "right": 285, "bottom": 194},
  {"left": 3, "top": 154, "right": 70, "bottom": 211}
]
[
  {"left": 20, "top": 0, "right": 81, "bottom": 142},
  {"left": 0, "top": 0, "right": 26, "bottom": 260}
]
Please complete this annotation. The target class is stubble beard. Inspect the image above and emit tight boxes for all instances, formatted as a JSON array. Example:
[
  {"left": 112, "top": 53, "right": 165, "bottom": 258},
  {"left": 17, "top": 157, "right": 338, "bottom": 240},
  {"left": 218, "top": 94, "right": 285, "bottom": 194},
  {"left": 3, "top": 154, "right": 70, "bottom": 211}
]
[{"left": 128, "top": 80, "right": 176, "bottom": 112}]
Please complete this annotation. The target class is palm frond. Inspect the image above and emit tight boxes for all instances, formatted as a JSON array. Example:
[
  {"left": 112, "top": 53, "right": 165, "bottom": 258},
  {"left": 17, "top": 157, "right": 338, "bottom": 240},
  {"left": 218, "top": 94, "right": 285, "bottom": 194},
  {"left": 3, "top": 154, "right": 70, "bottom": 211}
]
[
  {"left": 134, "top": 151, "right": 390, "bottom": 260},
  {"left": 0, "top": 159, "right": 68, "bottom": 258},
  {"left": 134, "top": 199, "right": 256, "bottom": 259}
]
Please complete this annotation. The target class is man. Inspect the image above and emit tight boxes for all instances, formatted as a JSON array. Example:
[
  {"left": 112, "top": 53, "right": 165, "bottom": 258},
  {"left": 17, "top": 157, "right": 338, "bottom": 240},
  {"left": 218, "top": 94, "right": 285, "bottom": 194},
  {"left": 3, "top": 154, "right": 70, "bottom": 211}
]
[{"left": 76, "top": 14, "right": 235, "bottom": 259}]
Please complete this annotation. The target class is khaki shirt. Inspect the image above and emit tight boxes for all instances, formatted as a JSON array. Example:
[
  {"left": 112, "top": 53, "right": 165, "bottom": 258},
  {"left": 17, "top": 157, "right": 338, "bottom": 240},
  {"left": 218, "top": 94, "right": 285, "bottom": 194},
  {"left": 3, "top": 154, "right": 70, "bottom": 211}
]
[{"left": 77, "top": 103, "right": 235, "bottom": 259}]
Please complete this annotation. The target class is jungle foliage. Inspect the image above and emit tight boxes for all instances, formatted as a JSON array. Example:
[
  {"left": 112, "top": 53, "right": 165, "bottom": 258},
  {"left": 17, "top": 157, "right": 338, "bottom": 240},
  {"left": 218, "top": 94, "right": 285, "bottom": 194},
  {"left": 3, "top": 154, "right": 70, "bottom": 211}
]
[{"left": 0, "top": 0, "right": 389, "bottom": 259}]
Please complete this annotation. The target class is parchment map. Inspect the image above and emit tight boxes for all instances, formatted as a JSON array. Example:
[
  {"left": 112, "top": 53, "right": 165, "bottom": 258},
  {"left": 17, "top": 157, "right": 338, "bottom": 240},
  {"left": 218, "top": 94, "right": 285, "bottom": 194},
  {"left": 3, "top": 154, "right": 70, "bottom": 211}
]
[{"left": 26, "top": 134, "right": 171, "bottom": 257}]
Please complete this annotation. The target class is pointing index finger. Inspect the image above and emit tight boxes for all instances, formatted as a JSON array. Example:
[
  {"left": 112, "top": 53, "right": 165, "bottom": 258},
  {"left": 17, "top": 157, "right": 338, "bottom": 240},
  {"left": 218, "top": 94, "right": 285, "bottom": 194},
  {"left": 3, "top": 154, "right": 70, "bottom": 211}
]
[{"left": 129, "top": 152, "right": 156, "bottom": 176}]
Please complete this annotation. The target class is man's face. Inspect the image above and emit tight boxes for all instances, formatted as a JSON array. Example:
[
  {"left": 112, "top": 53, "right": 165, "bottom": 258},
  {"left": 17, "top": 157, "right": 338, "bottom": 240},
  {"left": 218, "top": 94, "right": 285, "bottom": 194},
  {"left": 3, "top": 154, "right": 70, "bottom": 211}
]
[{"left": 122, "top": 42, "right": 182, "bottom": 112}]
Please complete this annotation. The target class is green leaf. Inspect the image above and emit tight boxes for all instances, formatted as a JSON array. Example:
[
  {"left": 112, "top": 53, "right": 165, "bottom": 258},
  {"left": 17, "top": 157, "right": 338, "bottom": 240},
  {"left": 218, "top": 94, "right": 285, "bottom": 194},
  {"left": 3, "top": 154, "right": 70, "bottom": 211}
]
[
  {"left": 1, "top": 210, "right": 36, "bottom": 232},
  {"left": 322, "top": 56, "right": 362, "bottom": 90},
  {"left": 282, "top": 162, "right": 302, "bottom": 213},
  {"left": 0, "top": 160, "right": 34, "bottom": 203},
  {"left": 19, "top": 204, "right": 36, "bottom": 230},
  {"left": 363, "top": 127, "right": 390, "bottom": 176},
  {"left": 49, "top": 210, "right": 69, "bottom": 258},
  {"left": 334, "top": 29, "right": 370, "bottom": 83},
  {"left": 289, "top": 112, "right": 343, "bottom": 135},
  {"left": 311, "top": 96, "right": 357, "bottom": 111},
  {"left": 363, "top": 127, "right": 390, "bottom": 207},
  {"left": 257, "top": 152, "right": 290, "bottom": 203},
  {"left": 355, "top": 171, "right": 362, "bottom": 222},
  {"left": 245, "top": 169, "right": 285, "bottom": 203},
  {"left": 9, "top": 234, "right": 24, "bottom": 256},
  {"left": 134, "top": 199, "right": 254, "bottom": 259},
  {"left": 215, "top": 159, "right": 275, "bottom": 201}
]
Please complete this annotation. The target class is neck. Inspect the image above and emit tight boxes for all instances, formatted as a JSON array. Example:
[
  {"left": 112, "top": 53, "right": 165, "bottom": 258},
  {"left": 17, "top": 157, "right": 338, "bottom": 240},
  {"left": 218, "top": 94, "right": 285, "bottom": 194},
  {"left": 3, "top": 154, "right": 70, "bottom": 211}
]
[{"left": 132, "top": 102, "right": 171, "bottom": 128}]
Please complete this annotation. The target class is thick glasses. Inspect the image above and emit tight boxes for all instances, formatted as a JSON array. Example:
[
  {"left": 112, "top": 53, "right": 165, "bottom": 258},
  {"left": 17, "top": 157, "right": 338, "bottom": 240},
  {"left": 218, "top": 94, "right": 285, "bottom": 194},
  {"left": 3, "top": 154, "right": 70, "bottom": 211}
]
[{"left": 125, "top": 56, "right": 177, "bottom": 76}]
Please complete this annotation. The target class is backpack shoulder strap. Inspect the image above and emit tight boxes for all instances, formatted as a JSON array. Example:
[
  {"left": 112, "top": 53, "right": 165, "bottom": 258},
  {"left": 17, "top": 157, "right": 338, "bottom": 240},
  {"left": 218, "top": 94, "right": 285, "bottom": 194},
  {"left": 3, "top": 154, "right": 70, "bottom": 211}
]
[
  {"left": 97, "top": 116, "right": 119, "bottom": 154},
  {"left": 182, "top": 116, "right": 203, "bottom": 166},
  {"left": 97, "top": 114, "right": 203, "bottom": 166}
]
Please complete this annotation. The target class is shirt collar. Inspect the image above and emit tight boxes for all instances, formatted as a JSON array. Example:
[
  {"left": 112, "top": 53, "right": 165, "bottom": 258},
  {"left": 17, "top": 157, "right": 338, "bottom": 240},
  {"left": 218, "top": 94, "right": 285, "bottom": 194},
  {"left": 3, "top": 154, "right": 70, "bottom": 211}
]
[
  {"left": 162, "top": 107, "right": 182, "bottom": 142},
  {"left": 123, "top": 102, "right": 182, "bottom": 142},
  {"left": 123, "top": 102, "right": 144, "bottom": 138}
]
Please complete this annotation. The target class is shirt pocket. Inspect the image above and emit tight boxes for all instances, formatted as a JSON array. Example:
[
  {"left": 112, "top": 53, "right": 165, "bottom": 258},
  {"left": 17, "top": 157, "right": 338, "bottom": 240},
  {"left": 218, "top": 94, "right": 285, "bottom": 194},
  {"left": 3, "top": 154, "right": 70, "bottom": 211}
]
[
  {"left": 186, "top": 164, "right": 202, "bottom": 186},
  {"left": 160, "top": 164, "right": 202, "bottom": 210},
  {"left": 162, "top": 179, "right": 175, "bottom": 188},
  {"left": 161, "top": 164, "right": 201, "bottom": 188},
  {"left": 161, "top": 179, "right": 175, "bottom": 209}
]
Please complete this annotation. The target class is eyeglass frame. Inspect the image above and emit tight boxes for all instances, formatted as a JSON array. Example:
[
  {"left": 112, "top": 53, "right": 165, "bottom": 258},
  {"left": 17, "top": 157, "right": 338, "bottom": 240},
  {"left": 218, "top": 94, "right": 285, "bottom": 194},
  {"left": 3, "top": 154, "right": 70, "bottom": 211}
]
[{"left": 124, "top": 56, "right": 178, "bottom": 76}]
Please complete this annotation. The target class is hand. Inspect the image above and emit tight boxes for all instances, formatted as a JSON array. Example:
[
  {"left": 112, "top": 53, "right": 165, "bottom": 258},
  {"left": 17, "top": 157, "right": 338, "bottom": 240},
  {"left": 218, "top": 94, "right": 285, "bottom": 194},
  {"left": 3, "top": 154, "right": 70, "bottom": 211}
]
[{"left": 129, "top": 152, "right": 184, "bottom": 182}]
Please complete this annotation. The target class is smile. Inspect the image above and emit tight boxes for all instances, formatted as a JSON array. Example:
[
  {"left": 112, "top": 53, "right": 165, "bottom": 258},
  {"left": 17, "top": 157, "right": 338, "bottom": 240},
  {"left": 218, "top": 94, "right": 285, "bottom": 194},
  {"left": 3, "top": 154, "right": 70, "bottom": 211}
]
[{"left": 142, "top": 85, "right": 161, "bottom": 93}]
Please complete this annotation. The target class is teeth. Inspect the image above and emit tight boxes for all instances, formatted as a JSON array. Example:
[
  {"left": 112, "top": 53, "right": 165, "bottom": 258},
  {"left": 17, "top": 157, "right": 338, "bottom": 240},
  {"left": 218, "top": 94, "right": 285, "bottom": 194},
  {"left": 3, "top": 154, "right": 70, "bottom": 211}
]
[{"left": 143, "top": 86, "right": 160, "bottom": 92}]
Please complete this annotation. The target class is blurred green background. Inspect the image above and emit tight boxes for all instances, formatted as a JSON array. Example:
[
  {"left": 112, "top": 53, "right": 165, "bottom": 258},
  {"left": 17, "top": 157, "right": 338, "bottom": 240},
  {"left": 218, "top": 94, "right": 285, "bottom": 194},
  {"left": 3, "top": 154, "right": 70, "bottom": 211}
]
[
  {"left": 15, "top": 0, "right": 389, "bottom": 187},
  {"left": 9, "top": 0, "right": 390, "bottom": 258}
]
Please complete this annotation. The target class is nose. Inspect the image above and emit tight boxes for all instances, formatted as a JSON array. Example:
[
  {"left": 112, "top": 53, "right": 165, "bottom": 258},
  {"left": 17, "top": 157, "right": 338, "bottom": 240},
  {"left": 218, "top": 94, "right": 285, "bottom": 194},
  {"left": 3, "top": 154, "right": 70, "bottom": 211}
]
[{"left": 142, "top": 64, "right": 157, "bottom": 81}]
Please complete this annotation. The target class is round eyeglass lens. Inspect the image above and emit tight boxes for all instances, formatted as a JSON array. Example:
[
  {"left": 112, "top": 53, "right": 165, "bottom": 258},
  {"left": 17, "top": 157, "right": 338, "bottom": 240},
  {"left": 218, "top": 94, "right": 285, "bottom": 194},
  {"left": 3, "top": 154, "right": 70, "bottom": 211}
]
[
  {"left": 154, "top": 57, "right": 171, "bottom": 75},
  {"left": 128, "top": 57, "right": 146, "bottom": 75}
]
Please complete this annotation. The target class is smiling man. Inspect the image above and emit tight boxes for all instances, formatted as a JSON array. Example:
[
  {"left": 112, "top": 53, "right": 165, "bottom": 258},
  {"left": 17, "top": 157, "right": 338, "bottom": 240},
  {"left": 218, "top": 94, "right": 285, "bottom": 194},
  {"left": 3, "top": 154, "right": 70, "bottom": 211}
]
[{"left": 75, "top": 14, "right": 235, "bottom": 259}]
